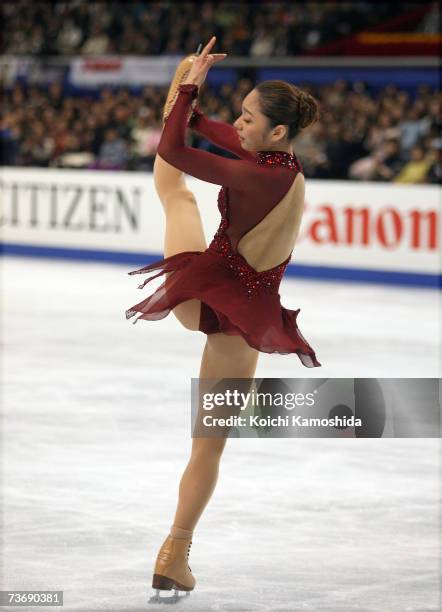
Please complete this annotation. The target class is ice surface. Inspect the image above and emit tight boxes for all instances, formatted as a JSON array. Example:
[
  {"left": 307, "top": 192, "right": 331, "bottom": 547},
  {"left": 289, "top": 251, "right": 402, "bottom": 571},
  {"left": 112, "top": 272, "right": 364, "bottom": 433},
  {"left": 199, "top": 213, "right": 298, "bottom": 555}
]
[{"left": 1, "top": 256, "right": 440, "bottom": 611}]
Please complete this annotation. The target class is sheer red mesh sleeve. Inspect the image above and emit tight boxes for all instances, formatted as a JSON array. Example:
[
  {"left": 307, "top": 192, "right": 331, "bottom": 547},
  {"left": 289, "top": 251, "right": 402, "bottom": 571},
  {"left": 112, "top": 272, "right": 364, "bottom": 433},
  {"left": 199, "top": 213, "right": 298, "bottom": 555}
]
[
  {"left": 158, "top": 83, "right": 298, "bottom": 239},
  {"left": 157, "top": 84, "right": 271, "bottom": 190},
  {"left": 188, "top": 107, "right": 257, "bottom": 162}
]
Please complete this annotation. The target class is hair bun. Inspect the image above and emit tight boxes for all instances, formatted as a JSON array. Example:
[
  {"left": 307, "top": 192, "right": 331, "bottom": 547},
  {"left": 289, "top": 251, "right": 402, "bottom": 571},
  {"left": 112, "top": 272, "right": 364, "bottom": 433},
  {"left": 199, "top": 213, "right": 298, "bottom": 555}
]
[
  {"left": 298, "top": 91, "right": 319, "bottom": 129},
  {"left": 256, "top": 80, "right": 320, "bottom": 140}
]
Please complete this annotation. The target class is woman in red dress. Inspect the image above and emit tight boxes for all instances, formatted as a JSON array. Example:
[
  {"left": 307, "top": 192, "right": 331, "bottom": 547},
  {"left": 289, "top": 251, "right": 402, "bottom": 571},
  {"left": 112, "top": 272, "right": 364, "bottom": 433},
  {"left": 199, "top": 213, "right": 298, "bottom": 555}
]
[{"left": 126, "top": 37, "right": 321, "bottom": 600}]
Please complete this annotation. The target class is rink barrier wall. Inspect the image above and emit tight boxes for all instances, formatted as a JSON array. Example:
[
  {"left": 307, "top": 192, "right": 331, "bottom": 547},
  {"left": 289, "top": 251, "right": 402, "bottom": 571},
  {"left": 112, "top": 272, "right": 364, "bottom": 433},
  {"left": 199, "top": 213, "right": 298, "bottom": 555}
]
[
  {"left": 1, "top": 242, "right": 440, "bottom": 289},
  {"left": 0, "top": 168, "right": 440, "bottom": 289}
]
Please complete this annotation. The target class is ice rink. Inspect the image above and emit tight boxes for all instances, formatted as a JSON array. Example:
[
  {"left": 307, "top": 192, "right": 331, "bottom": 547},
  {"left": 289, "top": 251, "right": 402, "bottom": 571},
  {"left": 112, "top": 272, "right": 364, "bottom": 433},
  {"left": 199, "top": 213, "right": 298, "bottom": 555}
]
[{"left": 1, "top": 255, "right": 440, "bottom": 611}]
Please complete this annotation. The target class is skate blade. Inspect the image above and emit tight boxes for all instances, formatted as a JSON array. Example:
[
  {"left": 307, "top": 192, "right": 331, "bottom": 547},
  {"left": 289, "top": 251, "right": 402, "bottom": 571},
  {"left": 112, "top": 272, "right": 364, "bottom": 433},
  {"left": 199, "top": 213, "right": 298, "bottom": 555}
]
[{"left": 149, "top": 588, "right": 190, "bottom": 604}]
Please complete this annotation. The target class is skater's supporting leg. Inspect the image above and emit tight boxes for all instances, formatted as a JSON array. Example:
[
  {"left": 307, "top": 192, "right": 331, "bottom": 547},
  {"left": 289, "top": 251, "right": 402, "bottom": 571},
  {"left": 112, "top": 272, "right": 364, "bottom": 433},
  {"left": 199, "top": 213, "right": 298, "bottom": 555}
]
[
  {"left": 153, "top": 153, "right": 206, "bottom": 330},
  {"left": 172, "top": 334, "right": 259, "bottom": 531},
  {"left": 151, "top": 334, "right": 259, "bottom": 603}
]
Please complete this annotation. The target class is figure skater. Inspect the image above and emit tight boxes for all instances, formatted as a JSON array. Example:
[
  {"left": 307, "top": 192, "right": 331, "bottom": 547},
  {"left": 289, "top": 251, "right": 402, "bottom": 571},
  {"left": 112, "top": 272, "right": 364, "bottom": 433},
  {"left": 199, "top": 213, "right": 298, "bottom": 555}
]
[{"left": 125, "top": 36, "right": 321, "bottom": 602}]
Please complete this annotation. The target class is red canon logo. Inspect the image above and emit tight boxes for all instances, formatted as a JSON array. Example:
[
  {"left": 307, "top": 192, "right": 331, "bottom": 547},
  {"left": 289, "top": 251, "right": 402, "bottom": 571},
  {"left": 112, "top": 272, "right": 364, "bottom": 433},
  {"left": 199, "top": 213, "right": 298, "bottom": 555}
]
[{"left": 302, "top": 204, "right": 439, "bottom": 250}]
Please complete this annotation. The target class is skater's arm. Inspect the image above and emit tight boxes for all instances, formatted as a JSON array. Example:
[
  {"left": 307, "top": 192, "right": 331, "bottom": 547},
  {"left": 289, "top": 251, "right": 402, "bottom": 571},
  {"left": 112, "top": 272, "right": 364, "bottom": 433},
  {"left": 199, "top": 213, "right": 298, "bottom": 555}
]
[
  {"left": 158, "top": 84, "right": 270, "bottom": 190},
  {"left": 188, "top": 108, "right": 257, "bottom": 162}
]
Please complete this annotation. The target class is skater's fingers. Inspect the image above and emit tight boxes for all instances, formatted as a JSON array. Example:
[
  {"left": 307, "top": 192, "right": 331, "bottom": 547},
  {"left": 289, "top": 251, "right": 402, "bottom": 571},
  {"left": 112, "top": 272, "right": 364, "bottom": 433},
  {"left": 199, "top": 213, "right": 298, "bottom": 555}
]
[
  {"left": 201, "top": 36, "right": 216, "bottom": 56},
  {"left": 210, "top": 54, "right": 227, "bottom": 63},
  {"left": 205, "top": 55, "right": 227, "bottom": 69}
]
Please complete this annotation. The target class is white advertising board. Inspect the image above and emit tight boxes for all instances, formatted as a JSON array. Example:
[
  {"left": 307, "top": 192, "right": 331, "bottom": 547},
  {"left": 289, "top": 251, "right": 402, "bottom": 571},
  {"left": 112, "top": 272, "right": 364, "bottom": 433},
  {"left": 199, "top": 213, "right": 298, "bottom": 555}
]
[{"left": 1, "top": 168, "right": 440, "bottom": 287}]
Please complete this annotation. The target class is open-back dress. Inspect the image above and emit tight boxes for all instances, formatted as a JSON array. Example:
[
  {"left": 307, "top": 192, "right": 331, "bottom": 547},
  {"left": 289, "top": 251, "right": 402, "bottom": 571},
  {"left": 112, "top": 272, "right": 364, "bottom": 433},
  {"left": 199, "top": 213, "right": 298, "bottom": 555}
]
[{"left": 125, "top": 83, "right": 321, "bottom": 368}]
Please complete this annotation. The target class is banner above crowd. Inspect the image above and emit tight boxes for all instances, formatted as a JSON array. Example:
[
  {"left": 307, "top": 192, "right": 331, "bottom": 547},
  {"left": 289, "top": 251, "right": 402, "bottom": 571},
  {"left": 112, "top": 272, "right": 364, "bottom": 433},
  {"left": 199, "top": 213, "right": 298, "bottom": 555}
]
[
  {"left": 69, "top": 56, "right": 185, "bottom": 87},
  {"left": 1, "top": 55, "right": 437, "bottom": 91}
]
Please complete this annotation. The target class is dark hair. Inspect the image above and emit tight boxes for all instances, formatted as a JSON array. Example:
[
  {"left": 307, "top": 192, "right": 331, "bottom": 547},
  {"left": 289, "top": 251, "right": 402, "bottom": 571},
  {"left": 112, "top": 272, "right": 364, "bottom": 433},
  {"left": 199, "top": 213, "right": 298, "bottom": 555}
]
[{"left": 255, "top": 80, "right": 319, "bottom": 140}]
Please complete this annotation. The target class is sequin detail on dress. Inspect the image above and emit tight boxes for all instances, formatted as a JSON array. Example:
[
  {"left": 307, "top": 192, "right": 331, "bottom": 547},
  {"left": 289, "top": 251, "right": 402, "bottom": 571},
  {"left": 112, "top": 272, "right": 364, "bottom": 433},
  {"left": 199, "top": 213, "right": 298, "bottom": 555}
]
[
  {"left": 256, "top": 150, "right": 303, "bottom": 173},
  {"left": 208, "top": 186, "right": 290, "bottom": 298}
]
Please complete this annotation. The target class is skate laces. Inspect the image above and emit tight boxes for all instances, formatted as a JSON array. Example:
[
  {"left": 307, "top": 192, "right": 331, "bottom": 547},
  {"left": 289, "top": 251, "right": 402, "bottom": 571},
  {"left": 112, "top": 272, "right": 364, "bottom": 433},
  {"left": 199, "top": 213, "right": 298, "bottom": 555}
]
[{"left": 187, "top": 541, "right": 192, "bottom": 572}]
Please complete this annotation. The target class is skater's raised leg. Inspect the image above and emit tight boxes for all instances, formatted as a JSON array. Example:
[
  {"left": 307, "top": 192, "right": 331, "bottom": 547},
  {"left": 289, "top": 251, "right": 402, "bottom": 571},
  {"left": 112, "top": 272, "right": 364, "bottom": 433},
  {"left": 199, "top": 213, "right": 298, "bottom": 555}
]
[
  {"left": 153, "top": 153, "right": 207, "bottom": 257},
  {"left": 150, "top": 48, "right": 205, "bottom": 334},
  {"left": 153, "top": 153, "right": 206, "bottom": 331}
]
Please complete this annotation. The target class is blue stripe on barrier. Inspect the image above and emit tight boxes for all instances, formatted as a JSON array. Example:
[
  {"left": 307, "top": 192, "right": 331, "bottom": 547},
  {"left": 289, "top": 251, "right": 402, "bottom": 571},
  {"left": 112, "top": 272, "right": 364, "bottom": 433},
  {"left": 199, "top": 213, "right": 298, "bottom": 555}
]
[
  {"left": 0, "top": 242, "right": 159, "bottom": 266},
  {"left": 1, "top": 242, "right": 440, "bottom": 289},
  {"left": 284, "top": 263, "right": 440, "bottom": 289}
]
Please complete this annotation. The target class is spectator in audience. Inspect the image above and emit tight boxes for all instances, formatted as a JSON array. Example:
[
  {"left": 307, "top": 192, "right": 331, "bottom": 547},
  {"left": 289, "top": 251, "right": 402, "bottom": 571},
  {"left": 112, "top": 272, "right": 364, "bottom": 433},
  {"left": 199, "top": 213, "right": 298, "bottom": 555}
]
[
  {"left": 372, "top": 139, "right": 404, "bottom": 181},
  {"left": 130, "top": 109, "right": 162, "bottom": 171},
  {"left": 250, "top": 27, "right": 275, "bottom": 57},
  {"left": 52, "top": 119, "right": 70, "bottom": 159},
  {"left": 0, "top": 113, "right": 21, "bottom": 166},
  {"left": 90, "top": 128, "right": 129, "bottom": 170},
  {"left": 81, "top": 23, "right": 110, "bottom": 55},
  {"left": 350, "top": 137, "right": 404, "bottom": 182},
  {"left": 47, "top": 82, "right": 64, "bottom": 112},
  {"left": 54, "top": 133, "right": 94, "bottom": 168},
  {"left": 398, "top": 106, "right": 432, "bottom": 153},
  {"left": 57, "top": 18, "right": 83, "bottom": 55},
  {"left": 425, "top": 141, "right": 441, "bottom": 184},
  {"left": 394, "top": 144, "right": 434, "bottom": 184},
  {"left": 365, "top": 112, "right": 400, "bottom": 151},
  {"left": 20, "top": 121, "right": 54, "bottom": 167}
]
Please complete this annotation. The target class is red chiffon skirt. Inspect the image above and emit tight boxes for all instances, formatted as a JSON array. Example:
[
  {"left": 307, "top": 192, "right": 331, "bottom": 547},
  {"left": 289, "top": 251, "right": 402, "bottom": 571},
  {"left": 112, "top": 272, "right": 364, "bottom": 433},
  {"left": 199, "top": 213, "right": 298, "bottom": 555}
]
[{"left": 125, "top": 249, "right": 321, "bottom": 368}]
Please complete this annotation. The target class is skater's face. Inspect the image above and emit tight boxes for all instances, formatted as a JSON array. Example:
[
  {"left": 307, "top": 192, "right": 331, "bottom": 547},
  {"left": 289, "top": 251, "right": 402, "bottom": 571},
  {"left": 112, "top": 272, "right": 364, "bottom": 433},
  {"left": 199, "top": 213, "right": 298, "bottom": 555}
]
[{"left": 234, "top": 89, "right": 290, "bottom": 152}]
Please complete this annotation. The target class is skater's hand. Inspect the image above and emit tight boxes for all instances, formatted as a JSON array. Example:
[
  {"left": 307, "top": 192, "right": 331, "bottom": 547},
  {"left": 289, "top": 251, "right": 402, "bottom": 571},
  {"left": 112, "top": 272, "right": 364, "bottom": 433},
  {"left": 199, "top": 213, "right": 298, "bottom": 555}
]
[{"left": 183, "top": 36, "right": 227, "bottom": 88}]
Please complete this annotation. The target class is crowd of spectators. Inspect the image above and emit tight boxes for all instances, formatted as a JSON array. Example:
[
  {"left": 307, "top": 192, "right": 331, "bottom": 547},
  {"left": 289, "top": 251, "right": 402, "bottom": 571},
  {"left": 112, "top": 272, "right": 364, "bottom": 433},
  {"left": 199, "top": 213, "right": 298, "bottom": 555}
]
[
  {"left": 1, "top": 78, "right": 440, "bottom": 184},
  {"left": 2, "top": 1, "right": 410, "bottom": 57},
  {"left": 294, "top": 80, "right": 440, "bottom": 184}
]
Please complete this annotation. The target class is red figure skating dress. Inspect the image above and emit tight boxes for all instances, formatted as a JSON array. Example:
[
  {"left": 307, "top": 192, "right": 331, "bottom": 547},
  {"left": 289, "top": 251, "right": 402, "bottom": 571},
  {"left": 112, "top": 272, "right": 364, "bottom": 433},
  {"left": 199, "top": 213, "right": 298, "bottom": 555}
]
[{"left": 125, "top": 83, "right": 321, "bottom": 368}]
